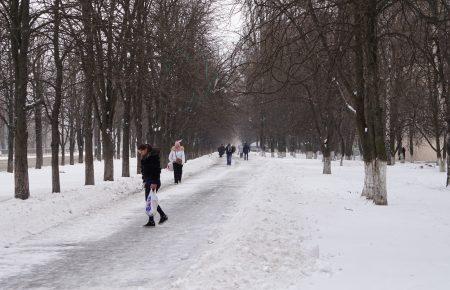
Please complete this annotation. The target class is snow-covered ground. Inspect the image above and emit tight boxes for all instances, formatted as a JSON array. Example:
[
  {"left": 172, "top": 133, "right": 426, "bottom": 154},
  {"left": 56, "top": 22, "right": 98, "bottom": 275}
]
[
  {"left": 1, "top": 154, "right": 449, "bottom": 289},
  {"left": 0, "top": 155, "right": 218, "bottom": 247}
]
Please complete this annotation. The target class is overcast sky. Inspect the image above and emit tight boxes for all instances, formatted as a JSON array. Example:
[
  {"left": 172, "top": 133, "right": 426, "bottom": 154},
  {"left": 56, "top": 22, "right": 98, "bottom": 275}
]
[{"left": 212, "top": 0, "right": 244, "bottom": 53}]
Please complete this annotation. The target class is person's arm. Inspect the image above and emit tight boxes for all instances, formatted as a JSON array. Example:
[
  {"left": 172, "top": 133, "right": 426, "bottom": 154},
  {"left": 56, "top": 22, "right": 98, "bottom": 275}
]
[
  {"left": 182, "top": 151, "right": 186, "bottom": 164},
  {"left": 168, "top": 150, "right": 174, "bottom": 162}
]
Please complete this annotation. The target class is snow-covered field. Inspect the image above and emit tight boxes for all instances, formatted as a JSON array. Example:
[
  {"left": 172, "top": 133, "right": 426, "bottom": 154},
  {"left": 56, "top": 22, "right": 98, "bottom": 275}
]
[{"left": 1, "top": 153, "right": 449, "bottom": 289}]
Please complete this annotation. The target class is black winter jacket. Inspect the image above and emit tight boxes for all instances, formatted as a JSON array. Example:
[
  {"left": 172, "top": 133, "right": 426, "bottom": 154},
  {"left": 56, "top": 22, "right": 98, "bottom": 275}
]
[{"left": 141, "top": 150, "right": 161, "bottom": 181}]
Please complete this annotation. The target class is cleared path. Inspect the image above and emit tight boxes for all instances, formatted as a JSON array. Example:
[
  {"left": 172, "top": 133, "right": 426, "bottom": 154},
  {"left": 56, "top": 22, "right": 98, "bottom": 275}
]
[{"left": 0, "top": 157, "right": 258, "bottom": 289}]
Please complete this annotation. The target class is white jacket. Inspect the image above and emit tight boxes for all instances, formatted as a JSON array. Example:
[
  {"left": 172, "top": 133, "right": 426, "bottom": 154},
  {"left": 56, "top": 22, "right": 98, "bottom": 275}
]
[{"left": 169, "top": 147, "right": 186, "bottom": 165}]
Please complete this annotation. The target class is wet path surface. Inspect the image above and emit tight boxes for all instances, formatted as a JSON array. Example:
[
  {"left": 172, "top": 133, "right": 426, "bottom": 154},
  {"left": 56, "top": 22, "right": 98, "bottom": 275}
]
[{"left": 0, "top": 158, "right": 256, "bottom": 289}]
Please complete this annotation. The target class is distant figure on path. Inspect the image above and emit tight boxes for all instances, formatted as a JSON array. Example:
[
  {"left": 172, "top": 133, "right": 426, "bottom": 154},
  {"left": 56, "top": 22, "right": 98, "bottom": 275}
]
[
  {"left": 225, "top": 143, "right": 235, "bottom": 165},
  {"left": 218, "top": 144, "right": 225, "bottom": 158},
  {"left": 169, "top": 140, "right": 185, "bottom": 184},
  {"left": 138, "top": 144, "right": 168, "bottom": 227},
  {"left": 238, "top": 144, "right": 243, "bottom": 158},
  {"left": 243, "top": 142, "right": 250, "bottom": 160}
]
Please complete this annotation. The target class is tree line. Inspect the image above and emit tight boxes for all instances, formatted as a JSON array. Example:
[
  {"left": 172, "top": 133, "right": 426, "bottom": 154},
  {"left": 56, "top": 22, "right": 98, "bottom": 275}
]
[
  {"left": 0, "top": 0, "right": 236, "bottom": 200},
  {"left": 237, "top": 0, "right": 449, "bottom": 205}
]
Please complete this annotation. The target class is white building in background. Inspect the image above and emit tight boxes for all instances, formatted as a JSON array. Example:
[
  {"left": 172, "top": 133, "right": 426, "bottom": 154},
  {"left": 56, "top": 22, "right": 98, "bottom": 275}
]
[{"left": 405, "top": 139, "right": 441, "bottom": 163}]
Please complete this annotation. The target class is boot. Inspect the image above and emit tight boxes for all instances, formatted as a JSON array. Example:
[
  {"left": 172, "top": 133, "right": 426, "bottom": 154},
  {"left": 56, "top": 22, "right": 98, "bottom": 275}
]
[
  {"left": 144, "top": 216, "right": 155, "bottom": 227},
  {"left": 159, "top": 214, "right": 168, "bottom": 224}
]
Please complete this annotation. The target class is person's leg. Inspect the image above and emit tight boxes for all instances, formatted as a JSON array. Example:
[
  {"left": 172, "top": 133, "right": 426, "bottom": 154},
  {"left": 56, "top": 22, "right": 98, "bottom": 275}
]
[
  {"left": 178, "top": 165, "right": 183, "bottom": 183},
  {"left": 176, "top": 164, "right": 182, "bottom": 182},
  {"left": 173, "top": 162, "right": 179, "bottom": 183},
  {"left": 157, "top": 205, "right": 166, "bottom": 216},
  {"left": 175, "top": 163, "right": 182, "bottom": 183},
  {"left": 154, "top": 180, "right": 167, "bottom": 222},
  {"left": 145, "top": 181, "right": 150, "bottom": 201}
]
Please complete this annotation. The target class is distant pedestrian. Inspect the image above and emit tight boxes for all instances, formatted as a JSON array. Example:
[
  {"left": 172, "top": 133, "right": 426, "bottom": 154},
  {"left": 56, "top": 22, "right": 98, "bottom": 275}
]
[
  {"left": 238, "top": 144, "right": 243, "bottom": 158},
  {"left": 225, "top": 143, "right": 235, "bottom": 165},
  {"left": 401, "top": 147, "right": 406, "bottom": 163},
  {"left": 243, "top": 142, "right": 250, "bottom": 160},
  {"left": 218, "top": 144, "right": 225, "bottom": 158},
  {"left": 169, "top": 140, "right": 185, "bottom": 184},
  {"left": 138, "top": 144, "right": 168, "bottom": 227}
]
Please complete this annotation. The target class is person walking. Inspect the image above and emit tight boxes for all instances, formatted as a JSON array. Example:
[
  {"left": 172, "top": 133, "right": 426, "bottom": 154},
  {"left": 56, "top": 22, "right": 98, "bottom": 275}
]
[
  {"left": 243, "top": 142, "right": 250, "bottom": 160},
  {"left": 169, "top": 140, "right": 185, "bottom": 184},
  {"left": 218, "top": 144, "right": 225, "bottom": 157},
  {"left": 138, "top": 144, "right": 168, "bottom": 227},
  {"left": 225, "top": 143, "right": 235, "bottom": 165},
  {"left": 238, "top": 144, "right": 243, "bottom": 158}
]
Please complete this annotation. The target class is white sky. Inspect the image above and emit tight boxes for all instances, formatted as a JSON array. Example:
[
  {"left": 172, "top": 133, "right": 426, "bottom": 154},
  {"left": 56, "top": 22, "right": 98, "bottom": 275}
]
[{"left": 211, "top": 0, "right": 244, "bottom": 53}]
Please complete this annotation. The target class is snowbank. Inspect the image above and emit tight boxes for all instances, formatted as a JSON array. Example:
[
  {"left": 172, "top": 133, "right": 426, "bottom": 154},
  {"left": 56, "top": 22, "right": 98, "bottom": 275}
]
[
  {"left": 0, "top": 154, "right": 218, "bottom": 247},
  {"left": 174, "top": 156, "right": 450, "bottom": 290}
]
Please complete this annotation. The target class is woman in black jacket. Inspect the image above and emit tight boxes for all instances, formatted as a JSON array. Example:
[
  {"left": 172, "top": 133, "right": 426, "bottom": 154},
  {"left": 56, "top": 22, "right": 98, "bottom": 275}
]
[{"left": 138, "top": 144, "right": 168, "bottom": 227}]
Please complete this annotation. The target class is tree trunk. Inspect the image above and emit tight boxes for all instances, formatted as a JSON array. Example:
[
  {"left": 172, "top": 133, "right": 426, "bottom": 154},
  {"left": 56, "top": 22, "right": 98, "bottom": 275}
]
[
  {"left": 352, "top": 0, "right": 388, "bottom": 205},
  {"left": 77, "top": 125, "right": 84, "bottom": 163},
  {"left": 447, "top": 136, "right": 450, "bottom": 186},
  {"left": 362, "top": 160, "right": 387, "bottom": 204},
  {"left": 51, "top": 123, "right": 60, "bottom": 192},
  {"left": 84, "top": 101, "right": 95, "bottom": 185},
  {"left": 11, "top": 0, "right": 31, "bottom": 199},
  {"left": 102, "top": 131, "right": 114, "bottom": 181},
  {"left": 323, "top": 155, "right": 332, "bottom": 174},
  {"left": 130, "top": 127, "right": 136, "bottom": 158},
  {"left": 122, "top": 96, "right": 131, "bottom": 177},
  {"left": 50, "top": 0, "right": 64, "bottom": 192},
  {"left": 69, "top": 124, "right": 75, "bottom": 165},
  {"left": 409, "top": 126, "right": 414, "bottom": 162},
  {"left": 60, "top": 120, "right": 65, "bottom": 167},
  {"left": 345, "top": 131, "right": 354, "bottom": 159},
  {"left": 116, "top": 127, "right": 121, "bottom": 159},
  {"left": 34, "top": 92, "right": 43, "bottom": 170},
  {"left": 7, "top": 78, "right": 14, "bottom": 173},
  {"left": 94, "top": 120, "right": 102, "bottom": 161},
  {"left": 322, "top": 142, "right": 332, "bottom": 174}
]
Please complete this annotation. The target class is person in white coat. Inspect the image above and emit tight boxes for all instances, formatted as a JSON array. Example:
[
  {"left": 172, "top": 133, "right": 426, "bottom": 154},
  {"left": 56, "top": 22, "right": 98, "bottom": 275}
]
[{"left": 169, "top": 140, "right": 185, "bottom": 184}]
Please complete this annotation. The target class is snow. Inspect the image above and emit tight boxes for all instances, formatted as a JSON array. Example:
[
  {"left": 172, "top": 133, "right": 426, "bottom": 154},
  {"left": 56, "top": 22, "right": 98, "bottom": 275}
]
[
  {"left": 346, "top": 103, "right": 356, "bottom": 114},
  {"left": 1, "top": 154, "right": 450, "bottom": 289},
  {"left": 0, "top": 155, "right": 217, "bottom": 247}
]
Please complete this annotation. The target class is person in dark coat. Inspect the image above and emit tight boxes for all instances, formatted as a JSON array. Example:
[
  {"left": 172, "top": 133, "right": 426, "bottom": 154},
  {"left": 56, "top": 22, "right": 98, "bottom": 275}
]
[
  {"left": 138, "top": 144, "right": 168, "bottom": 227},
  {"left": 218, "top": 144, "right": 225, "bottom": 157},
  {"left": 243, "top": 142, "right": 250, "bottom": 160},
  {"left": 225, "top": 143, "right": 235, "bottom": 165}
]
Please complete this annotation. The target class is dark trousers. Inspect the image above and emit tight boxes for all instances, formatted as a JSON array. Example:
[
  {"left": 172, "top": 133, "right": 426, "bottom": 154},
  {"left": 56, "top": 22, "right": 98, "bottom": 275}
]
[
  {"left": 244, "top": 153, "right": 249, "bottom": 160},
  {"left": 173, "top": 162, "right": 183, "bottom": 183},
  {"left": 226, "top": 154, "right": 232, "bottom": 165},
  {"left": 144, "top": 180, "right": 166, "bottom": 217}
]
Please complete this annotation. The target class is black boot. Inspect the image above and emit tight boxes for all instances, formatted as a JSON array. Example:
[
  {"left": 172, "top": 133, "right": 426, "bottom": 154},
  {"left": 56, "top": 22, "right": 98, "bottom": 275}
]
[
  {"left": 157, "top": 206, "right": 168, "bottom": 224},
  {"left": 144, "top": 216, "right": 155, "bottom": 227},
  {"left": 159, "top": 214, "right": 168, "bottom": 224}
]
